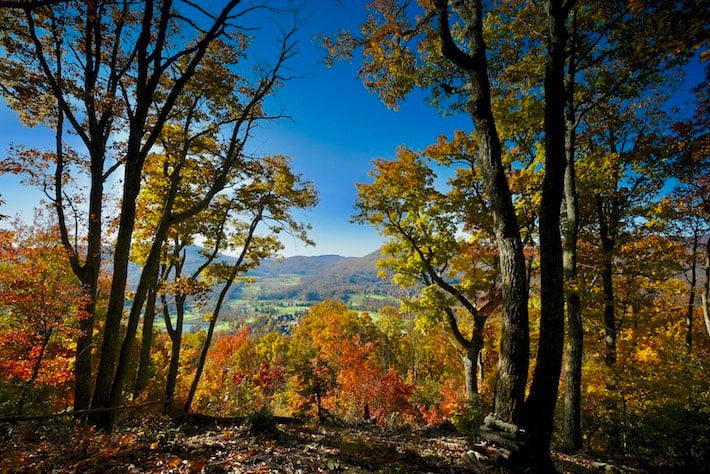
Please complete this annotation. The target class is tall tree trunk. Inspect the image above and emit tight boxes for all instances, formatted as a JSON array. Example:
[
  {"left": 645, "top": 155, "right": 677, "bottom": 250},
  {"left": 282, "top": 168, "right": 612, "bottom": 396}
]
[
  {"left": 685, "top": 231, "right": 699, "bottom": 354},
  {"left": 184, "top": 210, "right": 262, "bottom": 413},
  {"left": 435, "top": 0, "right": 529, "bottom": 425},
  {"left": 108, "top": 182, "right": 179, "bottom": 422},
  {"left": 52, "top": 85, "right": 103, "bottom": 417},
  {"left": 133, "top": 274, "right": 160, "bottom": 400},
  {"left": 70, "top": 145, "right": 104, "bottom": 418},
  {"left": 184, "top": 271, "right": 235, "bottom": 413},
  {"left": 562, "top": 173, "right": 583, "bottom": 449},
  {"left": 561, "top": 14, "right": 583, "bottom": 452},
  {"left": 164, "top": 294, "right": 185, "bottom": 412},
  {"left": 597, "top": 196, "right": 617, "bottom": 366},
  {"left": 91, "top": 160, "right": 144, "bottom": 430},
  {"left": 703, "top": 239, "right": 710, "bottom": 337},
  {"left": 525, "top": 0, "right": 570, "bottom": 467}
]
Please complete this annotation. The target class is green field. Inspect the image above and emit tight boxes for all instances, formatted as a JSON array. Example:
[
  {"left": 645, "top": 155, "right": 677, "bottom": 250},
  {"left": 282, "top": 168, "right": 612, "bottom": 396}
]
[{"left": 150, "top": 269, "right": 402, "bottom": 335}]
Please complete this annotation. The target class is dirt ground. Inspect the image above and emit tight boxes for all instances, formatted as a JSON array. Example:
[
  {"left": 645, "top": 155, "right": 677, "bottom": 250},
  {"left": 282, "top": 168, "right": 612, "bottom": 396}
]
[{"left": 0, "top": 421, "right": 638, "bottom": 473}]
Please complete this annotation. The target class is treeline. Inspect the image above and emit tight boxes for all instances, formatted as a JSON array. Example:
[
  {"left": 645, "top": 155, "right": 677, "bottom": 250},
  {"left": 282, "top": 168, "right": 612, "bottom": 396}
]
[
  {"left": 0, "top": 1, "right": 708, "bottom": 472},
  {"left": 1, "top": 219, "right": 707, "bottom": 471}
]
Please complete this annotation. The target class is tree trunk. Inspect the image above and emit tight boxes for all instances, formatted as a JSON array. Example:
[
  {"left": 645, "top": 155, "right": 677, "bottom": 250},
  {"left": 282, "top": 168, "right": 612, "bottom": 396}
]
[
  {"left": 597, "top": 196, "right": 617, "bottom": 366},
  {"left": 184, "top": 211, "right": 262, "bottom": 413},
  {"left": 463, "top": 349, "right": 478, "bottom": 400},
  {"left": 436, "top": 0, "right": 529, "bottom": 425},
  {"left": 73, "top": 295, "right": 96, "bottom": 414},
  {"left": 685, "top": 231, "right": 699, "bottom": 354},
  {"left": 184, "top": 297, "right": 221, "bottom": 414},
  {"left": 108, "top": 184, "right": 180, "bottom": 423},
  {"left": 165, "top": 294, "right": 185, "bottom": 411},
  {"left": 703, "top": 239, "right": 710, "bottom": 337},
  {"left": 90, "top": 159, "right": 144, "bottom": 430},
  {"left": 561, "top": 14, "right": 583, "bottom": 452},
  {"left": 463, "top": 325, "right": 485, "bottom": 400},
  {"left": 23, "top": 4, "right": 109, "bottom": 417},
  {"left": 525, "top": 1, "right": 570, "bottom": 468},
  {"left": 53, "top": 95, "right": 103, "bottom": 417},
  {"left": 133, "top": 276, "right": 160, "bottom": 400}
]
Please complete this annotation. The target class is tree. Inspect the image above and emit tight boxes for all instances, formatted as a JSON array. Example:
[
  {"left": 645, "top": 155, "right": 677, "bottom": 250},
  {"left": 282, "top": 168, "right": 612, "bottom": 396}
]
[
  {"left": 0, "top": 219, "right": 86, "bottom": 415},
  {"left": 664, "top": 65, "right": 710, "bottom": 351},
  {"left": 126, "top": 32, "right": 297, "bottom": 411},
  {"left": 573, "top": 94, "right": 672, "bottom": 368},
  {"left": 354, "top": 133, "right": 500, "bottom": 400},
  {"left": 0, "top": 0, "right": 301, "bottom": 429},
  {"left": 288, "top": 300, "right": 413, "bottom": 423},
  {"left": 331, "top": 1, "right": 573, "bottom": 466},
  {"left": 550, "top": 0, "right": 705, "bottom": 449},
  {"left": 183, "top": 154, "right": 317, "bottom": 414},
  {"left": 482, "top": 0, "right": 704, "bottom": 450}
]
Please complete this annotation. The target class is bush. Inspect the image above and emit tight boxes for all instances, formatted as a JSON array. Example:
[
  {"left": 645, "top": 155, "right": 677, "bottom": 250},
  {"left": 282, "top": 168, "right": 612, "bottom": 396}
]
[
  {"left": 625, "top": 401, "right": 710, "bottom": 471},
  {"left": 452, "top": 396, "right": 490, "bottom": 434},
  {"left": 247, "top": 407, "right": 279, "bottom": 436}
]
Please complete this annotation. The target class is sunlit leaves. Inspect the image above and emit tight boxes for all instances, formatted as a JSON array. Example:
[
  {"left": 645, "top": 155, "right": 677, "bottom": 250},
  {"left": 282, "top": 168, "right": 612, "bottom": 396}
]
[
  {"left": 0, "top": 222, "right": 87, "bottom": 414},
  {"left": 288, "top": 300, "right": 413, "bottom": 422}
]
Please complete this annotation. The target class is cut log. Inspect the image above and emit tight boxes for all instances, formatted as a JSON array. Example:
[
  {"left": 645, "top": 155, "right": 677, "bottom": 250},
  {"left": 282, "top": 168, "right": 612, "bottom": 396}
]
[
  {"left": 483, "top": 413, "right": 522, "bottom": 434},
  {"left": 462, "top": 451, "right": 487, "bottom": 473},
  {"left": 478, "top": 430, "right": 524, "bottom": 452}
]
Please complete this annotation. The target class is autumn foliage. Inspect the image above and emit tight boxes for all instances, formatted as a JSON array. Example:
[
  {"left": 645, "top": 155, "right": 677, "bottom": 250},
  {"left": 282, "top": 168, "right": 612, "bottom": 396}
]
[
  {"left": 0, "top": 1, "right": 708, "bottom": 472},
  {"left": 0, "top": 223, "right": 87, "bottom": 415}
]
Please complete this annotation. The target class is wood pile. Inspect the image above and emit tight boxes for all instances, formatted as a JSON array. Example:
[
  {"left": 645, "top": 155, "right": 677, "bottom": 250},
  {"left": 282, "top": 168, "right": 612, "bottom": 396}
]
[{"left": 462, "top": 414, "right": 528, "bottom": 473}]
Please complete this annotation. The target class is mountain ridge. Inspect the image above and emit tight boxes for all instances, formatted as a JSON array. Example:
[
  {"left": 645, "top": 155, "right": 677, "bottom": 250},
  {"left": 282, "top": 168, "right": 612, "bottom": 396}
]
[{"left": 128, "top": 247, "right": 404, "bottom": 306}]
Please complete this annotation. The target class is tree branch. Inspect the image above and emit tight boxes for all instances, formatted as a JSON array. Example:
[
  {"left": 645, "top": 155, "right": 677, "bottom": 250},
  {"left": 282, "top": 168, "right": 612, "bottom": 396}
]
[{"left": 433, "top": 0, "right": 475, "bottom": 70}]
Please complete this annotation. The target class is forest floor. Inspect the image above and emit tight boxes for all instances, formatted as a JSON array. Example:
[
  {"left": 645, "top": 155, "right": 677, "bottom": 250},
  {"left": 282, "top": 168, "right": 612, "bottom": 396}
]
[{"left": 0, "top": 418, "right": 640, "bottom": 473}]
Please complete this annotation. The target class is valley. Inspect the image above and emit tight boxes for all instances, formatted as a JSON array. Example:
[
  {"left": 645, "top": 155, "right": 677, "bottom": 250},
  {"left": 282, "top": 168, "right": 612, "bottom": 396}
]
[{"left": 141, "top": 249, "right": 410, "bottom": 334}]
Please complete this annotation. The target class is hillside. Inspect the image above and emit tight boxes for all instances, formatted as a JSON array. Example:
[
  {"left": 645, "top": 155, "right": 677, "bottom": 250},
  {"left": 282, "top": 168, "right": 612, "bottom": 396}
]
[
  {"left": 128, "top": 248, "right": 409, "bottom": 328},
  {"left": 252, "top": 250, "right": 411, "bottom": 303},
  {"left": 248, "top": 254, "right": 350, "bottom": 277}
]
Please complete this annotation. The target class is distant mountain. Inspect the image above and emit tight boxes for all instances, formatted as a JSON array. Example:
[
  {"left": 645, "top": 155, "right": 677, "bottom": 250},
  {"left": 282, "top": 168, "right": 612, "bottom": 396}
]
[
  {"left": 126, "top": 245, "right": 237, "bottom": 287},
  {"left": 252, "top": 250, "right": 415, "bottom": 304},
  {"left": 249, "top": 254, "right": 351, "bottom": 278},
  {"left": 128, "top": 247, "right": 410, "bottom": 307}
]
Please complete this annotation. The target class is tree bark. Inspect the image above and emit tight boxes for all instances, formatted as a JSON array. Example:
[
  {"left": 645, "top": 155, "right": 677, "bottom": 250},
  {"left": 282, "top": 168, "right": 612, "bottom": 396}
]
[
  {"left": 164, "top": 294, "right": 185, "bottom": 412},
  {"left": 133, "top": 274, "right": 160, "bottom": 400},
  {"left": 435, "top": 0, "right": 529, "bottom": 426},
  {"left": 685, "top": 231, "right": 699, "bottom": 354},
  {"left": 525, "top": 1, "right": 570, "bottom": 468},
  {"left": 597, "top": 195, "right": 617, "bottom": 366},
  {"left": 463, "top": 348, "right": 478, "bottom": 399},
  {"left": 91, "top": 159, "right": 144, "bottom": 429},
  {"left": 561, "top": 13, "right": 583, "bottom": 452},
  {"left": 462, "top": 314, "right": 486, "bottom": 400},
  {"left": 562, "top": 147, "right": 583, "bottom": 450}
]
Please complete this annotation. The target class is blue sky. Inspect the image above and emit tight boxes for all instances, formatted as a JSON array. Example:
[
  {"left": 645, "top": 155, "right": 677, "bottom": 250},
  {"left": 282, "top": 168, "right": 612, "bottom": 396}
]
[
  {"left": 0, "top": 2, "right": 704, "bottom": 257},
  {"left": 246, "top": 2, "right": 472, "bottom": 257}
]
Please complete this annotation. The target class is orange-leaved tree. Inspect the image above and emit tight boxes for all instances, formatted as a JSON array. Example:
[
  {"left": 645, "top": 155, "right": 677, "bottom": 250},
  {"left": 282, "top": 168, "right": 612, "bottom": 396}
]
[
  {"left": 288, "top": 300, "right": 413, "bottom": 424},
  {"left": 0, "top": 220, "right": 87, "bottom": 415}
]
